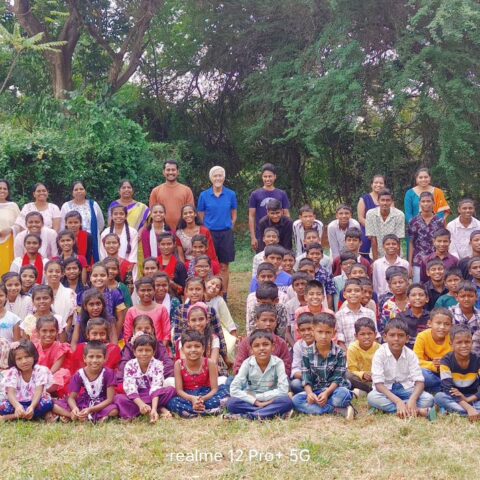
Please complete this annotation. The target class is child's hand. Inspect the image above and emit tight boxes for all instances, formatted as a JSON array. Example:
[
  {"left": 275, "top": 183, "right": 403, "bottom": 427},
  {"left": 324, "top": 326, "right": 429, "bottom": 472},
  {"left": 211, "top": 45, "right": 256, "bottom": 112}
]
[
  {"left": 150, "top": 409, "right": 159, "bottom": 423},
  {"left": 466, "top": 406, "right": 480, "bottom": 422},
  {"left": 71, "top": 407, "right": 81, "bottom": 420},
  {"left": 432, "top": 359, "right": 441, "bottom": 370},
  {"left": 192, "top": 397, "right": 205, "bottom": 412},
  {"left": 317, "top": 391, "right": 329, "bottom": 406},
  {"left": 139, "top": 403, "right": 151, "bottom": 415},
  {"left": 306, "top": 392, "right": 318, "bottom": 404},
  {"left": 406, "top": 399, "right": 418, "bottom": 417},
  {"left": 14, "top": 405, "right": 25, "bottom": 418},
  {"left": 395, "top": 401, "right": 408, "bottom": 419},
  {"left": 24, "top": 405, "right": 35, "bottom": 420},
  {"left": 362, "top": 373, "right": 372, "bottom": 382},
  {"left": 254, "top": 399, "right": 273, "bottom": 408},
  {"left": 450, "top": 388, "right": 464, "bottom": 400}
]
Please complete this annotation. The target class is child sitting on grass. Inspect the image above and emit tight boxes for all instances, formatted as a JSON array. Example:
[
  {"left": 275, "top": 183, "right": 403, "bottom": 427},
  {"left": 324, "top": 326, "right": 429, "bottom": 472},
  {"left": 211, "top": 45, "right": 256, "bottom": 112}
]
[
  {"left": 168, "top": 330, "right": 229, "bottom": 418},
  {"left": 290, "top": 313, "right": 315, "bottom": 394},
  {"left": 434, "top": 324, "right": 480, "bottom": 421},
  {"left": 53, "top": 341, "right": 118, "bottom": 423},
  {"left": 413, "top": 308, "right": 453, "bottom": 394},
  {"left": 0, "top": 340, "right": 54, "bottom": 421},
  {"left": 115, "top": 334, "right": 176, "bottom": 422},
  {"left": 292, "top": 313, "right": 355, "bottom": 419},
  {"left": 226, "top": 329, "right": 293, "bottom": 420},
  {"left": 367, "top": 319, "right": 435, "bottom": 419},
  {"left": 347, "top": 317, "right": 380, "bottom": 396},
  {"left": 435, "top": 268, "right": 462, "bottom": 308}
]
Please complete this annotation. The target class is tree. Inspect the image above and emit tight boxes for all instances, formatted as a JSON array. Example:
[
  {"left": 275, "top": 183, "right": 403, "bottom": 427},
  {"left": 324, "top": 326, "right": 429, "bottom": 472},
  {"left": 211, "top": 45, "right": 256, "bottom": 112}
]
[
  {"left": 8, "top": 1, "right": 165, "bottom": 98},
  {"left": 0, "top": 23, "right": 66, "bottom": 94}
]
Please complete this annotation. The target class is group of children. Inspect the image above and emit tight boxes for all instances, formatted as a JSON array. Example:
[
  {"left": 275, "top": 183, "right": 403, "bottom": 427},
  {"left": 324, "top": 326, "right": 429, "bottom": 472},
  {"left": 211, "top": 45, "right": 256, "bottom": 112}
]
[{"left": 2, "top": 177, "right": 480, "bottom": 424}]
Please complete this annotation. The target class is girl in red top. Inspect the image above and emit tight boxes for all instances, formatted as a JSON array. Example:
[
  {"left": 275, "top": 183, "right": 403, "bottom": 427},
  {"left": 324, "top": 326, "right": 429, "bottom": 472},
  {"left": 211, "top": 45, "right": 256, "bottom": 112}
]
[
  {"left": 64, "top": 211, "right": 94, "bottom": 266},
  {"left": 167, "top": 330, "right": 229, "bottom": 418}
]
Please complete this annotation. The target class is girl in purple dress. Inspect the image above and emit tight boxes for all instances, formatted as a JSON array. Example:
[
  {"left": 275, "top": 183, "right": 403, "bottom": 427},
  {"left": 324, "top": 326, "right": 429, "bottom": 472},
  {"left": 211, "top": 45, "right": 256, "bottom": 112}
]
[
  {"left": 167, "top": 330, "right": 229, "bottom": 418},
  {"left": 53, "top": 341, "right": 118, "bottom": 423},
  {"left": 115, "top": 334, "right": 176, "bottom": 422}
]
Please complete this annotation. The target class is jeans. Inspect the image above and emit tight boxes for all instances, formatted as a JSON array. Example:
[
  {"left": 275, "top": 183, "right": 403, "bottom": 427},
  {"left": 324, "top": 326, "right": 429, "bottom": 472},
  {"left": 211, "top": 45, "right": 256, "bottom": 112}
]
[
  {"left": 434, "top": 392, "right": 480, "bottom": 416},
  {"left": 292, "top": 387, "right": 352, "bottom": 415},
  {"left": 421, "top": 369, "right": 441, "bottom": 394},
  {"left": 289, "top": 378, "right": 304, "bottom": 395},
  {"left": 367, "top": 383, "right": 434, "bottom": 413},
  {"left": 227, "top": 395, "right": 293, "bottom": 420}
]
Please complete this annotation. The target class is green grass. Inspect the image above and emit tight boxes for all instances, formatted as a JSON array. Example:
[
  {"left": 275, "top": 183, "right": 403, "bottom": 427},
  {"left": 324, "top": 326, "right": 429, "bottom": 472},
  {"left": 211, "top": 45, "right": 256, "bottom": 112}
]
[{"left": 1, "top": 271, "right": 478, "bottom": 479}]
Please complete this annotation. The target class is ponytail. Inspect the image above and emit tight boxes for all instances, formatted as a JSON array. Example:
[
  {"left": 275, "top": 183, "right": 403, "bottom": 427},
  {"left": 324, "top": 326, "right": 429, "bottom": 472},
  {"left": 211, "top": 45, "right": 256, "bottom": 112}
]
[{"left": 125, "top": 219, "right": 131, "bottom": 256}]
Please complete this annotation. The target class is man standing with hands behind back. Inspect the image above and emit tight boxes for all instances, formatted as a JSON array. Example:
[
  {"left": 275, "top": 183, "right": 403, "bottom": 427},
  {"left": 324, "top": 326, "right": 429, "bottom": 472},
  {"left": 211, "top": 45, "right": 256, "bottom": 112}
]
[{"left": 149, "top": 160, "right": 195, "bottom": 229}]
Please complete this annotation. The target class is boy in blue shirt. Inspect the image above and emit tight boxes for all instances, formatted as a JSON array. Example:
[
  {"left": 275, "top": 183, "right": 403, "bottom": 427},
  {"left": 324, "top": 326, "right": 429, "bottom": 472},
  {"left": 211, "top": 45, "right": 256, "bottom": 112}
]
[
  {"left": 249, "top": 247, "right": 292, "bottom": 294},
  {"left": 292, "top": 313, "right": 354, "bottom": 419},
  {"left": 225, "top": 329, "right": 293, "bottom": 420}
]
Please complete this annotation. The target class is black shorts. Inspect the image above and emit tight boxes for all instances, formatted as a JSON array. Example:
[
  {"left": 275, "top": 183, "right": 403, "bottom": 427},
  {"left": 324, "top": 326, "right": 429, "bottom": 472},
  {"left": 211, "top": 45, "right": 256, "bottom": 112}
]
[{"left": 211, "top": 229, "right": 235, "bottom": 264}]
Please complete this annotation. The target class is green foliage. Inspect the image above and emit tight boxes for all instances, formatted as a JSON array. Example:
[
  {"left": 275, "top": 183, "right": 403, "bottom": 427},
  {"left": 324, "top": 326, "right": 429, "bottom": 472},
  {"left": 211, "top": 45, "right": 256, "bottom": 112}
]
[{"left": 0, "top": 96, "right": 181, "bottom": 209}]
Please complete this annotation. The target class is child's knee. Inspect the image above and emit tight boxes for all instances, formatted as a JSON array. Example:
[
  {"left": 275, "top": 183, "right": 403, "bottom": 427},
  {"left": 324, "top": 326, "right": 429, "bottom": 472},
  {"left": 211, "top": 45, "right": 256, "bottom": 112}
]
[{"left": 331, "top": 387, "right": 352, "bottom": 407}]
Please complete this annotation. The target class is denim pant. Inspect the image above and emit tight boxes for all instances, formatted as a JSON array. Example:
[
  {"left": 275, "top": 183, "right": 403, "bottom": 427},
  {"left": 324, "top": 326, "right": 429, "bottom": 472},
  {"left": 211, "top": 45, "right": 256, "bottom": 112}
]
[
  {"left": 292, "top": 387, "right": 352, "bottom": 415},
  {"left": 421, "top": 369, "right": 441, "bottom": 394},
  {"left": 227, "top": 395, "right": 293, "bottom": 420},
  {"left": 289, "top": 378, "right": 304, "bottom": 395},
  {"left": 367, "top": 383, "right": 434, "bottom": 413},
  {"left": 0, "top": 398, "right": 53, "bottom": 419},
  {"left": 434, "top": 392, "right": 480, "bottom": 416}
]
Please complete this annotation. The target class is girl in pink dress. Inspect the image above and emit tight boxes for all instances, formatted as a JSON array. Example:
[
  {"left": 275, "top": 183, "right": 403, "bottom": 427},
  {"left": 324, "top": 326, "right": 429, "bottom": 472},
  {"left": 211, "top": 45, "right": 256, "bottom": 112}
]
[
  {"left": 115, "top": 334, "right": 176, "bottom": 422},
  {"left": 33, "top": 315, "right": 71, "bottom": 397},
  {"left": 123, "top": 278, "right": 170, "bottom": 345},
  {"left": 0, "top": 340, "right": 53, "bottom": 421},
  {"left": 53, "top": 341, "right": 118, "bottom": 423}
]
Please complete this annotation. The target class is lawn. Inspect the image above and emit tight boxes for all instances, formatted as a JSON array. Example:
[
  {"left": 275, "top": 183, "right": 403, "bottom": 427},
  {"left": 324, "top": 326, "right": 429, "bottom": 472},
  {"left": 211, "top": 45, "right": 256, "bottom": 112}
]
[{"left": 1, "top": 271, "right": 479, "bottom": 479}]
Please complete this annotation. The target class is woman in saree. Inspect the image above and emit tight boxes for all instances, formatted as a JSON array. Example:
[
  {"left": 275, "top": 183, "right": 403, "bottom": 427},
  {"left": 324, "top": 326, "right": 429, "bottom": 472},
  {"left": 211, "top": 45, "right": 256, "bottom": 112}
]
[{"left": 0, "top": 179, "right": 21, "bottom": 276}]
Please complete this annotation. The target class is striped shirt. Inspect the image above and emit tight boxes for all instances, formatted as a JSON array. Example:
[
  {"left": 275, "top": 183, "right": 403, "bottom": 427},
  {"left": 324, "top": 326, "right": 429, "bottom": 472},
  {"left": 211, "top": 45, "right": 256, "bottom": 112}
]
[{"left": 440, "top": 352, "right": 480, "bottom": 397}]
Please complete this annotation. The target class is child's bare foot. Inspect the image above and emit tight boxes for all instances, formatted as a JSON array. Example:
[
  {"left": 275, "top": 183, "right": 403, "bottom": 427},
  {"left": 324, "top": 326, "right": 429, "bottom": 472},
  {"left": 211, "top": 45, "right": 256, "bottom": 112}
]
[
  {"left": 417, "top": 408, "right": 428, "bottom": 418},
  {"left": 160, "top": 408, "right": 172, "bottom": 419},
  {"left": 44, "top": 412, "right": 58, "bottom": 423},
  {"left": 60, "top": 415, "right": 71, "bottom": 423}
]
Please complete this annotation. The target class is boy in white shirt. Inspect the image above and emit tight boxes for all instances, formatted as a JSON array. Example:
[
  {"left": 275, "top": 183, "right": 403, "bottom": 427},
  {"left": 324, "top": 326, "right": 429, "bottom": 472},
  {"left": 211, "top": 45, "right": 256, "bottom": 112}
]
[{"left": 367, "top": 318, "right": 435, "bottom": 419}]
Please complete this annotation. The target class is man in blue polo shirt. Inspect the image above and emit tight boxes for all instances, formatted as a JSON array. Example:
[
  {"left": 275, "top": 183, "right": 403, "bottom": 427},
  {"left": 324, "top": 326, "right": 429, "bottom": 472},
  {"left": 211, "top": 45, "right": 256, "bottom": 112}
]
[{"left": 198, "top": 166, "right": 238, "bottom": 293}]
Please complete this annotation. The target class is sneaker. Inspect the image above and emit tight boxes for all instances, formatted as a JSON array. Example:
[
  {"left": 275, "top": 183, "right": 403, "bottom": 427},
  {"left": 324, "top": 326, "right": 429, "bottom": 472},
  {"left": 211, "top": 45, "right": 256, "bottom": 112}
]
[
  {"left": 334, "top": 405, "right": 355, "bottom": 421},
  {"left": 353, "top": 388, "right": 367, "bottom": 398}
]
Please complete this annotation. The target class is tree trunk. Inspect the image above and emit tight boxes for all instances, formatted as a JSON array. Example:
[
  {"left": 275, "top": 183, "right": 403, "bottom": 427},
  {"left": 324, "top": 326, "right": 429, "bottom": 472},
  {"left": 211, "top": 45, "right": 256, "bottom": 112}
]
[{"left": 49, "top": 50, "right": 74, "bottom": 99}]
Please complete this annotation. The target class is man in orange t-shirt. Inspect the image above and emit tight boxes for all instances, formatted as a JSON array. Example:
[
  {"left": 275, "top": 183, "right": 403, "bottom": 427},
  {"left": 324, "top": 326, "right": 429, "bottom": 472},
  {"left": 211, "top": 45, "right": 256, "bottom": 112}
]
[{"left": 149, "top": 160, "right": 195, "bottom": 229}]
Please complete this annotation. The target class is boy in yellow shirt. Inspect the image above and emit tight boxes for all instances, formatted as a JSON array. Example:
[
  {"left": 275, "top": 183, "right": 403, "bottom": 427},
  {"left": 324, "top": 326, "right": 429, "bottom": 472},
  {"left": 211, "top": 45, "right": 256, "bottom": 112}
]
[
  {"left": 347, "top": 317, "right": 380, "bottom": 397},
  {"left": 413, "top": 308, "right": 453, "bottom": 394}
]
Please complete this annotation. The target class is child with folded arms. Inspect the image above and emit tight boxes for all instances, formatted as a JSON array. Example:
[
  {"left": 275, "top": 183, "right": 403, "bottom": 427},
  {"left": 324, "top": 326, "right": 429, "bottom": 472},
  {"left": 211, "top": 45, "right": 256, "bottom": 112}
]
[{"left": 225, "top": 329, "right": 293, "bottom": 420}]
